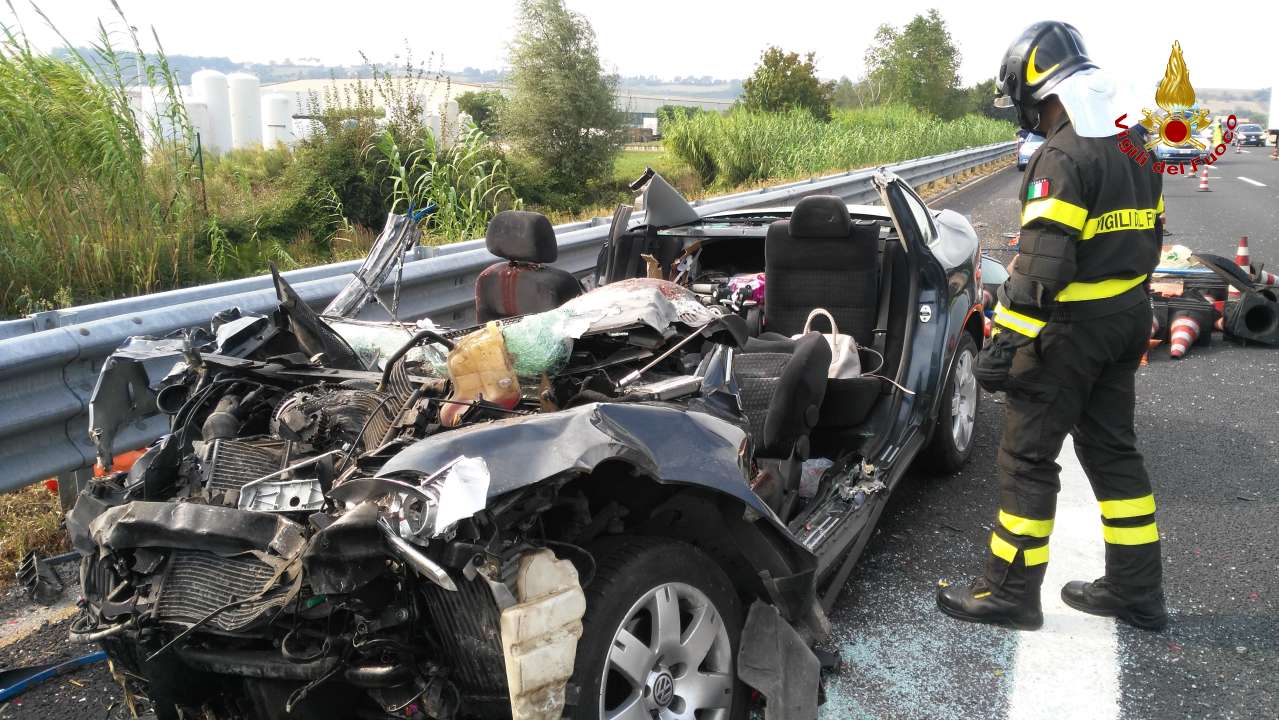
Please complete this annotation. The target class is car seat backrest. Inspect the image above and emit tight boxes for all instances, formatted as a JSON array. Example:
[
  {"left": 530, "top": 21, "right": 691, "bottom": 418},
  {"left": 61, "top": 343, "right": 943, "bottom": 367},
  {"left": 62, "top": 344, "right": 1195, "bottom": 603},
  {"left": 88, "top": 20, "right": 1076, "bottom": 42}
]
[
  {"left": 734, "top": 332, "right": 831, "bottom": 458},
  {"left": 476, "top": 210, "right": 582, "bottom": 322},
  {"left": 764, "top": 195, "right": 880, "bottom": 343}
]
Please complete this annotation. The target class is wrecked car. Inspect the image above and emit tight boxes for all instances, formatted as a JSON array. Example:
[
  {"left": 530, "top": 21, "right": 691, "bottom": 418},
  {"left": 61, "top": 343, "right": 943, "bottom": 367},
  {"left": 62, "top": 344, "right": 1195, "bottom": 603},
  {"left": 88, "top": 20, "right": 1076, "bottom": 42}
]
[{"left": 66, "top": 170, "right": 984, "bottom": 720}]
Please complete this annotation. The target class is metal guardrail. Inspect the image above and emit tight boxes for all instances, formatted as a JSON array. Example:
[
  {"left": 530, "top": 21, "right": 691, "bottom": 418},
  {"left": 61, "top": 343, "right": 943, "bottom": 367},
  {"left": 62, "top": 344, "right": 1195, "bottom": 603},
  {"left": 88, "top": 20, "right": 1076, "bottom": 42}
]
[{"left": 0, "top": 141, "right": 1012, "bottom": 492}]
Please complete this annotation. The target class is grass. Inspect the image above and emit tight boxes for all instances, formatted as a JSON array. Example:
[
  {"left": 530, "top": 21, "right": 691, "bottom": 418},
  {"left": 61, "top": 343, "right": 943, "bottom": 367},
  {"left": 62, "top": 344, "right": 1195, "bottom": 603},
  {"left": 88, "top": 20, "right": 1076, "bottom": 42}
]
[
  {"left": 663, "top": 104, "right": 1014, "bottom": 188},
  {"left": 0, "top": 485, "right": 67, "bottom": 586}
]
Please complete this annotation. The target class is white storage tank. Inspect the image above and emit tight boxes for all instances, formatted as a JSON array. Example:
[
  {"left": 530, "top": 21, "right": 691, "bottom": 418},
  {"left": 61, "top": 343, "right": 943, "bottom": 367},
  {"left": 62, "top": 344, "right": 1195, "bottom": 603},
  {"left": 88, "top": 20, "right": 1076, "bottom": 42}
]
[
  {"left": 227, "top": 72, "right": 262, "bottom": 150},
  {"left": 184, "top": 99, "right": 212, "bottom": 152},
  {"left": 191, "top": 69, "right": 231, "bottom": 154},
  {"left": 260, "top": 93, "right": 295, "bottom": 148}
]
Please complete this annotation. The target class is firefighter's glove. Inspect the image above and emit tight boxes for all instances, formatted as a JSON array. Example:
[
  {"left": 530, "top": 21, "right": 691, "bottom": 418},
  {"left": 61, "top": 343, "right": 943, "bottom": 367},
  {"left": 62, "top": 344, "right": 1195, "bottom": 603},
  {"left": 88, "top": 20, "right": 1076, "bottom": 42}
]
[{"left": 975, "top": 330, "right": 1033, "bottom": 393}]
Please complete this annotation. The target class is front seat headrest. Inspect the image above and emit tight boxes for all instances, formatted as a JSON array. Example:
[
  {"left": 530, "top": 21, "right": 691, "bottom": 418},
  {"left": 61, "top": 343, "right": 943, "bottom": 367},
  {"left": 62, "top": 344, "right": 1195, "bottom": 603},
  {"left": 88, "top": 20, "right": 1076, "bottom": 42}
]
[
  {"left": 789, "top": 195, "right": 851, "bottom": 239},
  {"left": 486, "top": 210, "right": 557, "bottom": 264}
]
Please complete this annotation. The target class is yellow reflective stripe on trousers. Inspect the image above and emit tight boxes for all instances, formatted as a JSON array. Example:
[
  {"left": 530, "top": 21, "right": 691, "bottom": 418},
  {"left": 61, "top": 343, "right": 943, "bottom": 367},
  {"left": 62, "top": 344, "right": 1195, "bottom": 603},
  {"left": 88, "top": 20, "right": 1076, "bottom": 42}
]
[
  {"left": 1080, "top": 208, "right": 1159, "bottom": 239},
  {"left": 1022, "top": 198, "right": 1088, "bottom": 231},
  {"left": 1023, "top": 544, "right": 1049, "bottom": 566},
  {"left": 1102, "top": 522, "right": 1160, "bottom": 545},
  {"left": 999, "top": 509, "right": 1054, "bottom": 538},
  {"left": 1099, "top": 494, "right": 1156, "bottom": 519},
  {"left": 1055, "top": 274, "right": 1147, "bottom": 302},
  {"left": 993, "top": 303, "right": 1046, "bottom": 338},
  {"left": 990, "top": 532, "right": 1018, "bottom": 563}
]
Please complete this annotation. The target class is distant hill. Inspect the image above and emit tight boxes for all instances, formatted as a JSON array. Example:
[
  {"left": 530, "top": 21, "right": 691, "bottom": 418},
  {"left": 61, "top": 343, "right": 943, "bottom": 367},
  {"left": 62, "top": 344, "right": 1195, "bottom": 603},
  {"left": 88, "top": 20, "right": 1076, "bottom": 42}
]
[
  {"left": 54, "top": 48, "right": 743, "bottom": 100},
  {"left": 1197, "top": 87, "right": 1270, "bottom": 126}
]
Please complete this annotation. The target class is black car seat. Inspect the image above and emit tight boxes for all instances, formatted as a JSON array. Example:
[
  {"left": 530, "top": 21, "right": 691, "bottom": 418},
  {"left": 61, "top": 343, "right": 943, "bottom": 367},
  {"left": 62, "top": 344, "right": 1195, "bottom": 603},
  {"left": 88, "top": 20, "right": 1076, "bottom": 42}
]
[
  {"left": 763, "top": 196, "right": 883, "bottom": 433},
  {"left": 764, "top": 195, "right": 880, "bottom": 340},
  {"left": 733, "top": 332, "right": 830, "bottom": 517},
  {"left": 475, "top": 211, "right": 582, "bottom": 322}
]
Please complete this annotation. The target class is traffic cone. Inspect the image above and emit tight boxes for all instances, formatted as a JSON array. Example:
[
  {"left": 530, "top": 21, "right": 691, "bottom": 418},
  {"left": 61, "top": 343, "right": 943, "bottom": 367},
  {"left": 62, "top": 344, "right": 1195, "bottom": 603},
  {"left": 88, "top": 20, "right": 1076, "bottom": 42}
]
[
  {"left": 1169, "top": 313, "right": 1201, "bottom": 359},
  {"left": 1251, "top": 263, "right": 1279, "bottom": 286},
  {"left": 1229, "top": 236, "right": 1250, "bottom": 300},
  {"left": 1212, "top": 299, "right": 1226, "bottom": 332},
  {"left": 1197, "top": 167, "right": 1211, "bottom": 191}
]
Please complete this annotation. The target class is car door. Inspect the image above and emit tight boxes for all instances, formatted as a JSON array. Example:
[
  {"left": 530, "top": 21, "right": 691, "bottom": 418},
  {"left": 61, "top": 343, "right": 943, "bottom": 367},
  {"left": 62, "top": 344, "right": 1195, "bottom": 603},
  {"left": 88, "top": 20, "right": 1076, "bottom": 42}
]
[{"left": 866, "top": 171, "right": 954, "bottom": 465}]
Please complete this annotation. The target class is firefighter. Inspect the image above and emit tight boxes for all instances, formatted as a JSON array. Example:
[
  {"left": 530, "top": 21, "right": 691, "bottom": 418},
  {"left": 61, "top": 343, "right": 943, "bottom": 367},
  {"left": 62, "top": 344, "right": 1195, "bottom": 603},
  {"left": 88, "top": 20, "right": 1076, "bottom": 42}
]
[{"left": 937, "top": 21, "right": 1168, "bottom": 631}]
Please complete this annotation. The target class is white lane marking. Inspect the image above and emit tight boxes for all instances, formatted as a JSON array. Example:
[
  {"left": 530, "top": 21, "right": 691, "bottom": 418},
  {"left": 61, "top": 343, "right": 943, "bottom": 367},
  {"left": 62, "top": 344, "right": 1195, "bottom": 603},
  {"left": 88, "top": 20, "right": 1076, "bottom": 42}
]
[
  {"left": 1008, "top": 443, "right": 1119, "bottom": 720},
  {"left": 1238, "top": 176, "right": 1267, "bottom": 187}
]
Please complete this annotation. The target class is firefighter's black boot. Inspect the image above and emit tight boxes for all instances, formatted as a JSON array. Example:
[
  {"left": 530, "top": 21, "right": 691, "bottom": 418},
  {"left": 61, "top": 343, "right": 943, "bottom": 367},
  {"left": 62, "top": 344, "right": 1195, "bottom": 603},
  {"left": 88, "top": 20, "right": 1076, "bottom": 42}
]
[
  {"left": 937, "top": 577, "right": 1043, "bottom": 631},
  {"left": 1061, "top": 578, "right": 1168, "bottom": 630}
]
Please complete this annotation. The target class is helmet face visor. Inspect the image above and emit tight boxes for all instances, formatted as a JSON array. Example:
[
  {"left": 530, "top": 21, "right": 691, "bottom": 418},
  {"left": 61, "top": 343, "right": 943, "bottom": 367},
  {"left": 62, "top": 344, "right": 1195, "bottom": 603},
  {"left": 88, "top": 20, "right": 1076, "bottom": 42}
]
[{"left": 994, "top": 95, "right": 1015, "bottom": 109}]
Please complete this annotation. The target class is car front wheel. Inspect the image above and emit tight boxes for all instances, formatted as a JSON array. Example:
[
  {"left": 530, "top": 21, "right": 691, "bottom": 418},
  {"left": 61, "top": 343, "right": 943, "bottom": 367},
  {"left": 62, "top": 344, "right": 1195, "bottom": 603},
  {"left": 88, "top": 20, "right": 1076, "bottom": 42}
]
[
  {"left": 569, "top": 537, "right": 746, "bottom": 720},
  {"left": 921, "top": 332, "right": 979, "bottom": 473}
]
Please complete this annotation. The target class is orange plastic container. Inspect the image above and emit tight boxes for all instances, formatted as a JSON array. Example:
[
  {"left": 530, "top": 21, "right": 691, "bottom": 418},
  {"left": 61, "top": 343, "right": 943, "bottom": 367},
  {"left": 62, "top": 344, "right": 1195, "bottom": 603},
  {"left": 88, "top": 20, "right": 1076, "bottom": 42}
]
[{"left": 440, "top": 322, "right": 520, "bottom": 426}]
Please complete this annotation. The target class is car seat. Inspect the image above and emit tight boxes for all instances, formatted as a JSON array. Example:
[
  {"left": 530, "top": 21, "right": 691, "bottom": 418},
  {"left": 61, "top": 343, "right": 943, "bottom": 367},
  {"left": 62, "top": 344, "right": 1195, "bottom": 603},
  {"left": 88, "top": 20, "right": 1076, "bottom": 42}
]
[
  {"left": 762, "top": 196, "right": 883, "bottom": 433},
  {"left": 733, "top": 332, "right": 830, "bottom": 517},
  {"left": 475, "top": 211, "right": 582, "bottom": 322}
]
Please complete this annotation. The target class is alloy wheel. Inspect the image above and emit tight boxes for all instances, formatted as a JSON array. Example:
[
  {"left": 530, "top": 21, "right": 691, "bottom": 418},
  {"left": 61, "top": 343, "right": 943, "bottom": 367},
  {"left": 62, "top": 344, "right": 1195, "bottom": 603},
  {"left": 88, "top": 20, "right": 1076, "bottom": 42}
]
[
  {"left": 599, "top": 582, "right": 734, "bottom": 720},
  {"left": 951, "top": 347, "right": 977, "bottom": 453}
]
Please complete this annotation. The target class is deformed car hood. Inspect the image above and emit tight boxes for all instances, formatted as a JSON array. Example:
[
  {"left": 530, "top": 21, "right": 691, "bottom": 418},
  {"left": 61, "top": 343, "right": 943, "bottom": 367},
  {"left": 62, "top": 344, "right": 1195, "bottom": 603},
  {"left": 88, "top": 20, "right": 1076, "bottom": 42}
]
[{"left": 376, "top": 402, "right": 771, "bottom": 517}]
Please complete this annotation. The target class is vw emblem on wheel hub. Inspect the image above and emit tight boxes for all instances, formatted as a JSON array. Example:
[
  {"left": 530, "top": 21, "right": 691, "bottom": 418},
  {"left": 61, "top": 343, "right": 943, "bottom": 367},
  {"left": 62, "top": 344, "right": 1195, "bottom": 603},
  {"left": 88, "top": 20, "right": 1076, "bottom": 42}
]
[{"left": 651, "top": 671, "right": 675, "bottom": 707}]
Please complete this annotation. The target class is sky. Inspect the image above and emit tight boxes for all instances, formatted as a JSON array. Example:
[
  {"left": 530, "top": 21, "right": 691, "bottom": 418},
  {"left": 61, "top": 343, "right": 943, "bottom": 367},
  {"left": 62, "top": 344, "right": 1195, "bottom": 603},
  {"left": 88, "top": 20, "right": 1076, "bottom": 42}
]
[{"left": 10, "top": 0, "right": 1272, "bottom": 91}]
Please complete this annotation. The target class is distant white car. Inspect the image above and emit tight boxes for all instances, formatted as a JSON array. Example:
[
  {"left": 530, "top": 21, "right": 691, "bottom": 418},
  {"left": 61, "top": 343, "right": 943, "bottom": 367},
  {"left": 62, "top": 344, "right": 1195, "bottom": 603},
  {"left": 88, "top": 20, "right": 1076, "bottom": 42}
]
[{"left": 1017, "top": 133, "right": 1045, "bottom": 171}]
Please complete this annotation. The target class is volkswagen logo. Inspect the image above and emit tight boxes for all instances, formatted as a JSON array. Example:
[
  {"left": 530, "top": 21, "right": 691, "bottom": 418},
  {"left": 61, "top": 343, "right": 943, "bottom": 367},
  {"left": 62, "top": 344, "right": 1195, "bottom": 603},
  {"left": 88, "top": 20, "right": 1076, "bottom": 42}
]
[{"left": 652, "top": 671, "right": 675, "bottom": 708}]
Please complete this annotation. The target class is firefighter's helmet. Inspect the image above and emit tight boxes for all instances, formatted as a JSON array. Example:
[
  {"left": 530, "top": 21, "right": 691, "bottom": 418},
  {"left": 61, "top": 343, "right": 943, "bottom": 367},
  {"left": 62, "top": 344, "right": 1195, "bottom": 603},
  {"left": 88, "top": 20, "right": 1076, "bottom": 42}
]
[{"left": 996, "top": 21, "right": 1097, "bottom": 131}]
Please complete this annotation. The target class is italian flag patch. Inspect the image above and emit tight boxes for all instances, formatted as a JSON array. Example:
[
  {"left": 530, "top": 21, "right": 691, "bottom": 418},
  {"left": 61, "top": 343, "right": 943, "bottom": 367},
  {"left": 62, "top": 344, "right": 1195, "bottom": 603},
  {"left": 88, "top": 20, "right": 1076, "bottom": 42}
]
[{"left": 1027, "top": 178, "right": 1050, "bottom": 200}]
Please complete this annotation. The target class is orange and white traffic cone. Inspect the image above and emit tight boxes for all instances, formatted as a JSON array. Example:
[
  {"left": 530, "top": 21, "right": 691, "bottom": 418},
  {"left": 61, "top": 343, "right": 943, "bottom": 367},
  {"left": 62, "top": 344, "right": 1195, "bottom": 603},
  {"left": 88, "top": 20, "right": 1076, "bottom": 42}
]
[
  {"left": 1230, "top": 236, "right": 1250, "bottom": 300},
  {"left": 1169, "top": 314, "right": 1201, "bottom": 359},
  {"left": 1212, "top": 299, "right": 1226, "bottom": 332},
  {"left": 1197, "top": 167, "right": 1211, "bottom": 191},
  {"left": 1251, "top": 263, "right": 1279, "bottom": 286}
]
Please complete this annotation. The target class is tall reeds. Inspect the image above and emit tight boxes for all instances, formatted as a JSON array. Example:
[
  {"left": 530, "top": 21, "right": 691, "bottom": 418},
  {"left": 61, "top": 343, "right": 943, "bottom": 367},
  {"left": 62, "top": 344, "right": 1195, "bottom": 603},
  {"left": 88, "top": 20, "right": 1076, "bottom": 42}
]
[
  {"left": 663, "top": 105, "right": 1014, "bottom": 187},
  {"left": 0, "top": 2, "right": 202, "bottom": 315}
]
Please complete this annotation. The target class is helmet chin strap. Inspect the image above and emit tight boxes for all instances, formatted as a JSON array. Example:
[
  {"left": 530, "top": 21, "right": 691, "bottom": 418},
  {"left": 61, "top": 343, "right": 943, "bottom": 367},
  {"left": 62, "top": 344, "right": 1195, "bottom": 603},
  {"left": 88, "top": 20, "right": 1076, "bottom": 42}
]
[{"left": 1018, "top": 103, "right": 1041, "bottom": 133}]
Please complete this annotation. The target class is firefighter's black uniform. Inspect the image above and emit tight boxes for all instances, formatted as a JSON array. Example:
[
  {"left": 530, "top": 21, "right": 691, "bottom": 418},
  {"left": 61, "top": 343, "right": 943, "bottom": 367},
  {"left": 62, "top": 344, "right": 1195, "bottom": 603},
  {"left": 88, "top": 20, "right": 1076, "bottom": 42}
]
[{"left": 983, "top": 111, "right": 1165, "bottom": 604}]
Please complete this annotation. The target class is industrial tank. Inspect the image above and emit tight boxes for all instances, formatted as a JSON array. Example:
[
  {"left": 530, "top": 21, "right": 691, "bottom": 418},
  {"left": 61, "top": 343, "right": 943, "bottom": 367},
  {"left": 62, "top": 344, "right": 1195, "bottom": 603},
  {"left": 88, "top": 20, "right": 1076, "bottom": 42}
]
[
  {"left": 184, "top": 99, "right": 212, "bottom": 152},
  {"left": 227, "top": 72, "right": 262, "bottom": 150},
  {"left": 260, "top": 93, "right": 295, "bottom": 148},
  {"left": 190, "top": 69, "right": 231, "bottom": 154}
]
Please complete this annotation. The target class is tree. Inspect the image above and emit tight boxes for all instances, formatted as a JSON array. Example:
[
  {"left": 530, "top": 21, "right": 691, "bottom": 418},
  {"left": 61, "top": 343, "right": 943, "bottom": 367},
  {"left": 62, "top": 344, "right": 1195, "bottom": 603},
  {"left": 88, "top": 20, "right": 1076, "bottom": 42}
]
[
  {"left": 502, "top": 0, "right": 623, "bottom": 197},
  {"left": 740, "top": 47, "right": 835, "bottom": 120},
  {"left": 965, "top": 78, "right": 1016, "bottom": 122},
  {"left": 456, "top": 90, "right": 507, "bottom": 136},
  {"left": 864, "top": 10, "right": 963, "bottom": 118}
]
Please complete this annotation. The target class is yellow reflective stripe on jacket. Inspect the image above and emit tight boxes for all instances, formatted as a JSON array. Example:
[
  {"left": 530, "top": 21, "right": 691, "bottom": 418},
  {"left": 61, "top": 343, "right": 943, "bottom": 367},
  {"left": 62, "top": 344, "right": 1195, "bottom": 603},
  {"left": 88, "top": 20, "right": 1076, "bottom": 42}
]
[
  {"left": 1156, "top": 195, "right": 1165, "bottom": 214},
  {"left": 1056, "top": 274, "right": 1147, "bottom": 302},
  {"left": 993, "top": 303, "right": 1046, "bottom": 338},
  {"left": 1022, "top": 198, "right": 1088, "bottom": 231},
  {"left": 1099, "top": 494, "right": 1156, "bottom": 519},
  {"left": 999, "top": 510, "right": 1054, "bottom": 538},
  {"left": 1102, "top": 522, "right": 1160, "bottom": 545},
  {"left": 1023, "top": 544, "right": 1049, "bottom": 566},
  {"left": 1080, "top": 208, "right": 1159, "bottom": 240},
  {"left": 990, "top": 532, "right": 1017, "bottom": 563}
]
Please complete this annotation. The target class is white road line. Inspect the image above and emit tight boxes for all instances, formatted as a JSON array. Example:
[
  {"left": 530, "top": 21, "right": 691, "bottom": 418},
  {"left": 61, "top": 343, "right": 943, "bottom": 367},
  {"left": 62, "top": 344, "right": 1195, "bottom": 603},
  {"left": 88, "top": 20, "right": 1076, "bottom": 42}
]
[
  {"left": 1238, "top": 176, "right": 1267, "bottom": 187},
  {"left": 1008, "top": 444, "right": 1119, "bottom": 720}
]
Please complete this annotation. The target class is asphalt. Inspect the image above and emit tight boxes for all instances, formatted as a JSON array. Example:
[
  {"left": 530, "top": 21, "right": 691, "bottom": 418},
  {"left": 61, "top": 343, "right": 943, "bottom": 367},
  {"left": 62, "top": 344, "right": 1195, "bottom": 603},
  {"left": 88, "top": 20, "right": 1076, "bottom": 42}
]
[
  {"left": 3, "top": 150, "right": 1276, "bottom": 720},
  {"left": 820, "top": 148, "right": 1279, "bottom": 719}
]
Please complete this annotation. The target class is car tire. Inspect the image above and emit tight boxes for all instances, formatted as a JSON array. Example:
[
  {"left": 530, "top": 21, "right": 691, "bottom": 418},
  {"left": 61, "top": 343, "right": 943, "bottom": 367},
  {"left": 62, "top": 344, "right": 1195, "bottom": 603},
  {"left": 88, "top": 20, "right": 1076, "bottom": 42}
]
[
  {"left": 568, "top": 537, "right": 747, "bottom": 720},
  {"left": 921, "top": 332, "right": 979, "bottom": 474}
]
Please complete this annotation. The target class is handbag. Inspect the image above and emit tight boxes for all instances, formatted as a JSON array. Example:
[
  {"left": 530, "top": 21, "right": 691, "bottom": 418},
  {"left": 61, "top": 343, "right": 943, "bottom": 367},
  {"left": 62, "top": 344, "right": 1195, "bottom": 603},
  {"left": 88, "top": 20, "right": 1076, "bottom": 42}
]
[{"left": 793, "top": 308, "right": 861, "bottom": 379}]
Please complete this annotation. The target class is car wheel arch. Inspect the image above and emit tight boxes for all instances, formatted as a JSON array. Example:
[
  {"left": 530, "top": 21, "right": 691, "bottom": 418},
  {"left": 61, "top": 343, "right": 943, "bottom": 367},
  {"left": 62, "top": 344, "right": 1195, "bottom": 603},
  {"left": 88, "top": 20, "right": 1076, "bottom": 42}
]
[{"left": 554, "top": 466, "right": 822, "bottom": 635}]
